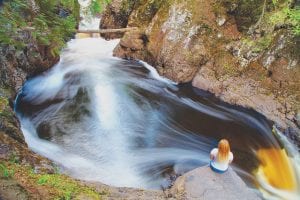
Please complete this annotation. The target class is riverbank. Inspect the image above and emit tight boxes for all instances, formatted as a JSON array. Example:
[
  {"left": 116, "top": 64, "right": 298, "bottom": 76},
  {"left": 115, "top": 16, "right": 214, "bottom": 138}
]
[
  {"left": 100, "top": 0, "right": 300, "bottom": 149},
  {"left": 0, "top": 1, "right": 86, "bottom": 199}
]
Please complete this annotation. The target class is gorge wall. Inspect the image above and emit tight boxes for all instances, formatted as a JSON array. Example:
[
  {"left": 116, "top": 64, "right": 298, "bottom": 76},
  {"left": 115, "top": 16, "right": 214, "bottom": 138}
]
[{"left": 100, "top": 0, "right": 300, "bottom": 148}]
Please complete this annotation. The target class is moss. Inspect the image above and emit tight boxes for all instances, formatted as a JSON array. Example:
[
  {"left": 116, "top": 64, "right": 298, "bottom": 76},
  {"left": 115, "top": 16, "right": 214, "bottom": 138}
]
[
  {"left": 0, "top": 162, "right": 107, "bottom": 200},
  {"left": 223, "top": 62, "right": 239, "bottom": 76},
  {"left": 241, "top": 34, "right": 272, "bottom": 53},
  {"left": 253, "top": 35, "right": 273, "bottom": 53},
  {"left": 0, "top": 96, "right": 9, "bottom": 113},
  {"left": 128, "top": 0, "right": 168, "bottom": 27},
  {"left": 220, "top": 0, "right": 266, "bottom": 32},
  {"left": 120, "top": 0, "right": 140, "bottom": 18}
]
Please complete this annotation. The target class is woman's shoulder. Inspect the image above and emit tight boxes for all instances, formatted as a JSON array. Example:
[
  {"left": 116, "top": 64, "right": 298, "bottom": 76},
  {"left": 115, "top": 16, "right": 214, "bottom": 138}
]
[{"left": 210, "top": 148, "right": 218, "bottom": 154}]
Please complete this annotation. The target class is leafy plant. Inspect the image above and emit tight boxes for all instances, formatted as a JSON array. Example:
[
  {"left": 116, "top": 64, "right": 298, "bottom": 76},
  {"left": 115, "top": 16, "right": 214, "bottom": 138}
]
[
  {"left": 272, "top": 0, "right": 279, "bottom": 6},
  {"left": 286, "top": 6, "right": 300, "bottom": 36},
  {"left": 0, "top": 163, "right": 14, "bottom": 178},
  {"left": 90, "top": 0, "right": 111, "bottom": 15},
  {"left": 0, "top": 0, "right": 79, "bottom": 55}
]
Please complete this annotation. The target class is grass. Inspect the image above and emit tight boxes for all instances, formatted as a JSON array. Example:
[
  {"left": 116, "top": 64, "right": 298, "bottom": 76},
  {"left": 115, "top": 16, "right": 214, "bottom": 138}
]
[
  {"left": 36, "top": 174, "right": 101, "bottom": 200},
  {"left": 0, "top": 164, "right": 14, "bottom": 178},
  {"left": 0, "top": 162, "right": 107, "bottom": 200}
]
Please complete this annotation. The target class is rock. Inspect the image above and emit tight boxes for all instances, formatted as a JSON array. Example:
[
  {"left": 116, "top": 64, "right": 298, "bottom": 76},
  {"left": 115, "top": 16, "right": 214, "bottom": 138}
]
[
  {"left": 216, "top": 16, "right": 226, "bottom": 26},
  {"left": 296, "top": 112, "right": 300, "bottom": 128},
  {"left": 168, "top": 166, "right": 262, "bottom": 200},
  {"left": 192, "top": 65, "right": 222, "bottom": 96},
  {"left": 0, "top": 143, "right": 10, "bottom": 160},
  {"left": 119, "top": 30, "right": 146, "bottom": 50},
  {"left": 113, "top": 29, "right": 152, "bottom": 61},
  {"left": 0, "top": 179, "right": 30, "bottom": 200},
  {"left": 84, "top": 181, "right": 167, "bottom": 200},
  {"left": 100, "top": 0, "right": 135, "bottom": 39}
]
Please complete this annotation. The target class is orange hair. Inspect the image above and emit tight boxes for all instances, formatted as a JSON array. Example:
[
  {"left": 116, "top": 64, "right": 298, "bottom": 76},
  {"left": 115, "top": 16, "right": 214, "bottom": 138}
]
[{"left": 217, "top": 139, "right": 230, "bottom": 162}]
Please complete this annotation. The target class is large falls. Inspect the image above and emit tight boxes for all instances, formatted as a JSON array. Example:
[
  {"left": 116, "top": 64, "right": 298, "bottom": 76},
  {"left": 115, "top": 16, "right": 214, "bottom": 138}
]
[{"left": 15, "top": 1, "right": 300, "bottom": 199}]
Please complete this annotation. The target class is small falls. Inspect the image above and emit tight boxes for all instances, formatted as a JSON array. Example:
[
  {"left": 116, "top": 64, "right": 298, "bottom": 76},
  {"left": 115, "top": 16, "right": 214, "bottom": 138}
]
[{"left": 15, "top": 1, "right": 300, "bottom": 199}]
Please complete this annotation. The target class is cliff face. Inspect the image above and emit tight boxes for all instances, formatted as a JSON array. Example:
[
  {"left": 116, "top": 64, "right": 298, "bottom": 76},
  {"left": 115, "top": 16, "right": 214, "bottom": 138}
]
[{"left": 101, "top": 0, "right": 300, "bottom": 148}]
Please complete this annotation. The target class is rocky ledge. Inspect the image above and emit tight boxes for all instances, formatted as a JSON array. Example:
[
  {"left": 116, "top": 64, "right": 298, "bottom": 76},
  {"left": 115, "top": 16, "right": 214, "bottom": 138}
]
[{"left": 167, "top": 166, "right": 262, "bottom": 200}]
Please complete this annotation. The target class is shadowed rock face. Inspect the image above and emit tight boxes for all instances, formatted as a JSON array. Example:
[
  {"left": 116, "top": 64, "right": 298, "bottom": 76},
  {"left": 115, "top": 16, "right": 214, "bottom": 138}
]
[
  {"left": 100, "top": 0, "right": 137, "bottom": 39},
  {"left": 168, "top": 166, "right": 262, "bottom": 200},
  {"left": 101, "top": 0, "right": 300, "bottom": 148}
]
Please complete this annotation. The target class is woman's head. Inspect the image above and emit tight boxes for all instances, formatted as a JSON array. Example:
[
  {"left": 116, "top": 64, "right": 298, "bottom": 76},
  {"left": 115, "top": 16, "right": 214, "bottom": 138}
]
[{"left": 217, "top": 139, "right": 230, "bottom": 162}]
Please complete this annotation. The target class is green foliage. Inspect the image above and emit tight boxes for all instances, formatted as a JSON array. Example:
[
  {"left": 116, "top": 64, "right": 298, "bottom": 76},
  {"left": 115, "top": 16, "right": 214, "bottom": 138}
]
[
  {"left": 0, "top": 163, "right": 14, "bottom": 178},
  {"left": 0, "top": 162, "right": 105, "bottom": 199},
  {"left": 0, "top": 0, "right": 79, "bottom": 55},
  {"left": 241, "top": 35, "right": 272, "bottom": 53},
  {"left": 272, "top": 0, "right": 279, "bottom": 6},
  {"left": 36, "top": 174, "right": 101, "bottom": 200},
  {"left": 286, "top": 7, "right": 300, "bottom": 35},
  {"left": 253, "top": 35, "right": 273, "bottom": 53},
  {"left": 90, "top": 0, "right": 111, "bottom": 15},
  {"left": 268, "top": 0, "right": 300, "bottom": 36}
]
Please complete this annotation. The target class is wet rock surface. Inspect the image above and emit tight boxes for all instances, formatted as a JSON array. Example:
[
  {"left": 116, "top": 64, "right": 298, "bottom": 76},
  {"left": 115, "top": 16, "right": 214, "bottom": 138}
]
[
  {"left": 167, "top": 166, "right": 262, "bottom": 200},
  {"left": 85, "top": 182, "right": 167, "bottom": 200}
]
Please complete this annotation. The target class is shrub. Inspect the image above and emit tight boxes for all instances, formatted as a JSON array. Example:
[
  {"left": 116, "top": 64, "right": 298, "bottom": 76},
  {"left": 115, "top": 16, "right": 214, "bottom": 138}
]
[{"left": 0, "top": 0, "right": 79, "bottom": 55}]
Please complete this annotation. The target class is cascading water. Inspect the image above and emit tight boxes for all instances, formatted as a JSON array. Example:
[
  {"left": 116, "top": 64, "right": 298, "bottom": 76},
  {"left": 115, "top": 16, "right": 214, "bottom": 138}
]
[{"left": 15, "top": 1, "right": 300, "bottom": 199}]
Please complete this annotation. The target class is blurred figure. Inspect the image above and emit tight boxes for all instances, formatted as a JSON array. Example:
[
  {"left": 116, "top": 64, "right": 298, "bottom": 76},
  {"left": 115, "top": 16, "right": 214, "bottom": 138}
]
[{"left": 210, "top": 139, "right": 233, "bottom": 173}]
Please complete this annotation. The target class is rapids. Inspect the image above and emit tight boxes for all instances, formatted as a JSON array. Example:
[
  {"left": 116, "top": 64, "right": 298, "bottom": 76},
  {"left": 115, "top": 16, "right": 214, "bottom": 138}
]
[{"left": 15, "top": 1, "right": 300, "bottom": 199}]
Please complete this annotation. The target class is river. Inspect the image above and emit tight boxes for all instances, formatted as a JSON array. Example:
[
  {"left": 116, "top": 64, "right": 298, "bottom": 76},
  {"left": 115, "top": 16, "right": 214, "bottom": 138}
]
[{"left": 14, "top": 1, "right": 300, "bottom": 199}]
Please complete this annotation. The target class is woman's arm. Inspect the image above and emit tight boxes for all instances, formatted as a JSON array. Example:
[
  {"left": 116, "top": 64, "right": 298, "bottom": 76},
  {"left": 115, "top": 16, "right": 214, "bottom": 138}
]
[
  {"left": 210, "top": 148, "right": 217, "bottom": 160},
  {"left": 229, "top": 152, "right": 234, "bottom": 163}
]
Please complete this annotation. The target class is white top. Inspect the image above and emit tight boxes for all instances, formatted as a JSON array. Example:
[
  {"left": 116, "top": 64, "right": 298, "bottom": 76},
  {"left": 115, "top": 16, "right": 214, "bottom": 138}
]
[{"left": 210, "top": 148, "right": 233, "bottom": 171}]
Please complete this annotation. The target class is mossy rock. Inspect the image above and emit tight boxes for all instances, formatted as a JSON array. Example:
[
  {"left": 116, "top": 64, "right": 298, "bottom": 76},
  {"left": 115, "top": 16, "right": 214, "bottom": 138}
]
[
  {"left": 0, "top": 96, "right": 9, "bottom": 114},
  {"left": 128, "top": 0, "right": 165, "bottom": 27},
  {"left": 221, "top": 0, "right": 267, "bottom": 32}
]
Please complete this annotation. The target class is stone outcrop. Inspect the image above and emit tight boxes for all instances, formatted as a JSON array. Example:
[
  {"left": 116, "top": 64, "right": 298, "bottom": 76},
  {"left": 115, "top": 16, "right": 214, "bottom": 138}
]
[
  {"left": 100, "top": 0, "right": 137, "bottom": 39},
  {"left": 167, "top": 166, "right": 262, "bottom": 200},
  {"left": 101, "top": 0, "right": 300, "bottom": 148}
]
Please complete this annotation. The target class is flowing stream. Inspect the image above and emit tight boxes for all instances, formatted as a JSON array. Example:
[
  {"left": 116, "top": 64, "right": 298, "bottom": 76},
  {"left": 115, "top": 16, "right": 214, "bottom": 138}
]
[{"left": 15, "top": 1, "right": 300, "bottom": 199}]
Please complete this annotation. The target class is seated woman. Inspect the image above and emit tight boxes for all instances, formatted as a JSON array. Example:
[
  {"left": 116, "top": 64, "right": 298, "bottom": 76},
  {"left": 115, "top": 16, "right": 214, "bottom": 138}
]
[{"left": 210, "top": 139, "right": 233, "bottom": 173}]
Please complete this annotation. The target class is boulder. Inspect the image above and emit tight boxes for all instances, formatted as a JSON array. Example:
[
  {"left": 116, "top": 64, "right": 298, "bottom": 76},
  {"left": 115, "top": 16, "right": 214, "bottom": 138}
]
[{"left": 168, "top": 166, "right": 262, "bottom": 200}]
